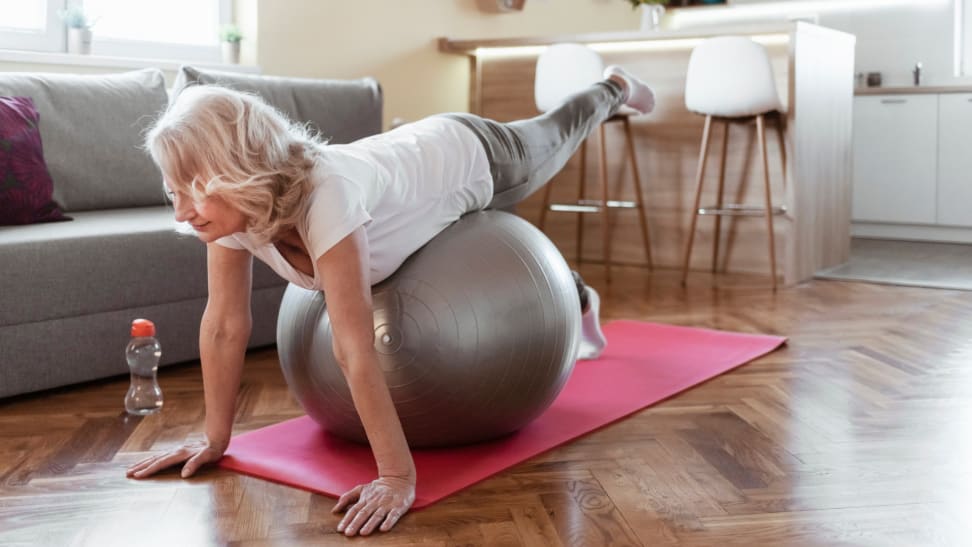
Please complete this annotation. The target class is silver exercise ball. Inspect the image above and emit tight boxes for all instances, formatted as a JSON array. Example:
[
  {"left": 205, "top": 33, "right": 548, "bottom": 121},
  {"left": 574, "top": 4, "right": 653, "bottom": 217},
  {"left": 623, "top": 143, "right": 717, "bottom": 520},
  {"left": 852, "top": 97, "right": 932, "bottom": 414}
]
[{"left": 276, "top": 210, "right": 580, "bottom": 448}]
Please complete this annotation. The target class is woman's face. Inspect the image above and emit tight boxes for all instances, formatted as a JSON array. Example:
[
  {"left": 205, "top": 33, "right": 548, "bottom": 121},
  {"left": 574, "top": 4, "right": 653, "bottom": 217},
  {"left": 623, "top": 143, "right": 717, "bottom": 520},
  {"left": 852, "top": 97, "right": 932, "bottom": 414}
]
[{"left": 165, "top": 181, "right": 247, "bottom": 243}]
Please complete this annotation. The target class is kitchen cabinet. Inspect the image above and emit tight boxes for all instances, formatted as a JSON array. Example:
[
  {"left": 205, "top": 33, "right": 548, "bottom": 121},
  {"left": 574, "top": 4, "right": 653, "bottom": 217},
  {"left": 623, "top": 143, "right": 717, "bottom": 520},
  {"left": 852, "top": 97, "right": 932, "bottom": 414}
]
[
  {"left": 852, "top": 88, "right": 972, "bottom": 241},
  {"left": 936, "top": 93, "right": 972, "bottom": 227},
  {"left": 852, "top": 94, "right": 937, "bottom": 224}
]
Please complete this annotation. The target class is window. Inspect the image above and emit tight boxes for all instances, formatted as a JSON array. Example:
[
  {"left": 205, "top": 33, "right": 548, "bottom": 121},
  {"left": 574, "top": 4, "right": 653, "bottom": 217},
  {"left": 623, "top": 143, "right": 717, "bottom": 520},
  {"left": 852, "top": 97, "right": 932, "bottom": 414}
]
[
  {"left": 0, "top": 0, "right": 63, "bottom": 52},
  {"left": 0, "top": 0, "right": 231, "bottom": 62}
]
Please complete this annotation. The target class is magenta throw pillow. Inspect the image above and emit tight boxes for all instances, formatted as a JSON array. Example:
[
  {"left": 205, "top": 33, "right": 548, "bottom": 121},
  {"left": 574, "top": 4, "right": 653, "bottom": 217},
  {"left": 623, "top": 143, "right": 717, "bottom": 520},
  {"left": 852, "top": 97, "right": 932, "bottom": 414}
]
[{"left": 0, "top": 96, "right": 69, "bottom": 225}]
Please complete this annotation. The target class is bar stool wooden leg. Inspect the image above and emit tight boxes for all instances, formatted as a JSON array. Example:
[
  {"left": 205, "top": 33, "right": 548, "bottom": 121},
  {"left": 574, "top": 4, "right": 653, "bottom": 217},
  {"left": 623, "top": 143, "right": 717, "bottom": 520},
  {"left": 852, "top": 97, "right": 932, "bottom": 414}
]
[
  {"left": 598, "top": 124, "right": 611, "bottom": 284},
  {"left": 711, "top": 120, "right": 730, "bottom": 273},
  {"left": 576, "top": 139, "right": 587, "bottom": 265},
  {"left": 681, "top": 115, "right": 713, "bottom": 286},
  {"left": 622, "top": 117, "right": 653, "bottom": 270},
  {"left": 757, "top": 114, "right": 778, "bottom": 290}
]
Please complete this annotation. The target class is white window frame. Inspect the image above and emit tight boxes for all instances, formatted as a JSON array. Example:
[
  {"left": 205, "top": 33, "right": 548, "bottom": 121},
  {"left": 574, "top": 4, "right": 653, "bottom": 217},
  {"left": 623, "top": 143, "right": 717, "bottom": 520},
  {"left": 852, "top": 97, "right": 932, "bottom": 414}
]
[
  {"left": 0, "top": 0, "right": 231, "bottom": 63},
  {"left": 0, "top": 0, "right": 65, "bottom": 52}
]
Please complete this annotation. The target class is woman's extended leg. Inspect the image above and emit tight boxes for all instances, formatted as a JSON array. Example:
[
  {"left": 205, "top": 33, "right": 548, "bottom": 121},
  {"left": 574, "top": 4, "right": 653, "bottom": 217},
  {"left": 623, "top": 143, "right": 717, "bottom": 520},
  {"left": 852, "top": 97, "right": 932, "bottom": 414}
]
[{"left": 443, "top": 66, "right": 654, "bottom": 211}]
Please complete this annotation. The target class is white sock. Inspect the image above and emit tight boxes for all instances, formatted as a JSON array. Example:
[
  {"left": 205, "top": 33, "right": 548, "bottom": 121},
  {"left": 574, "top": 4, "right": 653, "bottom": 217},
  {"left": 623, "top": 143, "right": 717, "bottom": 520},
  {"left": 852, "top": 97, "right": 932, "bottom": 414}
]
[
  {"left": 577, "top": 286, "right": 607, "bottom": 360},
  {"left": 603, "top": 65, "right": 656, "bottom": 115}
]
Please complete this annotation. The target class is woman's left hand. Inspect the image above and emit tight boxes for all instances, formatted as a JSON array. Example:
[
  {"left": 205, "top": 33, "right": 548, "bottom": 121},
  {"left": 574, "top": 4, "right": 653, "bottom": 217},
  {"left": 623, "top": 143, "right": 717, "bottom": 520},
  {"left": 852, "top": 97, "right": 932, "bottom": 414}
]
[{"left": 332, "top": 475, "right": 416, "bottom": 536}]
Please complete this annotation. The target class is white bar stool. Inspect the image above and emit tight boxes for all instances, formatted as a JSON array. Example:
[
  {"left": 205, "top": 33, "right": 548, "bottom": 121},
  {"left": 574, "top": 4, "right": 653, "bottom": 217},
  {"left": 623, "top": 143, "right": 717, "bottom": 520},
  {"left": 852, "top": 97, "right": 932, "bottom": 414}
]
[
  {"left": 534, "top": 43, "right": 653, "bottom": 284},
  {"left": 680, "top": 36, "right": 787, "bottom": 289}
]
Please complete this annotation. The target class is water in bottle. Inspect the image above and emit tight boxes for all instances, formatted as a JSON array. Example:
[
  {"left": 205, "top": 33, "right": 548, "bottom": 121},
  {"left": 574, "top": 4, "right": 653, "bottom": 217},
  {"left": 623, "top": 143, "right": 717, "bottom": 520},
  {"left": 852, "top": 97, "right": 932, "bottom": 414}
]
[{"left": 125, "top": 318, "right": 163, "bottom": 415}]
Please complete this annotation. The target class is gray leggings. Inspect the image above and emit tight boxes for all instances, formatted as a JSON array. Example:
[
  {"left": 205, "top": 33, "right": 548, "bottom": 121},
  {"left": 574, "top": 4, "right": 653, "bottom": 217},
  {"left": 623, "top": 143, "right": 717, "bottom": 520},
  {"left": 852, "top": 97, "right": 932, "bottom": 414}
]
[
  {"left": 442, "top": 80, "right": 624, "bottom": 210},
  {"left": 442, "top": 80, "right": 625, "bottom": 310}
]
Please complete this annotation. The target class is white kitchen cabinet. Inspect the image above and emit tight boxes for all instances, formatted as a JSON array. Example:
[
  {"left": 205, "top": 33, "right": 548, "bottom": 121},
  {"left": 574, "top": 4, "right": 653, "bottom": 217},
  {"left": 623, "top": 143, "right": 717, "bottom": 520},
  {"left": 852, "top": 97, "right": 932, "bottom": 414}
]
[
  {"left": 936, "top": 93, "right": 972, "bottom": 227},
  {"left": 852, "top": 94, "right": 938, "bottom": 224}
]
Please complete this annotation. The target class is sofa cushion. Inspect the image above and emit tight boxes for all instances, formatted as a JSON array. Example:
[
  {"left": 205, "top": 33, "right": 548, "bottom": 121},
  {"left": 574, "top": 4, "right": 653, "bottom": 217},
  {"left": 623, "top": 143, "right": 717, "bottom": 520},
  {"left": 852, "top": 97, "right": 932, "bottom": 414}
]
[
  {"left": 0, "top": 285, "right": 286, "bottom": 399},
  {"left": 0, "top": 206, "right": 285, "bottom": 327},
  {"left": 0, "top": 96, "right": 69, "bottom": 225},
  {"left": 173, "top": 66, "right": 383, "bottom": 144},
  {"left": 0, "top": 69, "right": 169, "bottom": 212}
]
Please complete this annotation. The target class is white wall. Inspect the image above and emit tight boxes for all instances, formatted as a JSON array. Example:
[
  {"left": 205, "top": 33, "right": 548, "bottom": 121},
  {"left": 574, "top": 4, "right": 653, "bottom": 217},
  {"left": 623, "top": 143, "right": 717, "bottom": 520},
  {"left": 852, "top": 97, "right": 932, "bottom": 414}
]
[
  {"left": 670, "top": 0, "right": 961, "bottom": 87},
  {"left": 820, "top": 1, "right": 956, "bottom": 87}
]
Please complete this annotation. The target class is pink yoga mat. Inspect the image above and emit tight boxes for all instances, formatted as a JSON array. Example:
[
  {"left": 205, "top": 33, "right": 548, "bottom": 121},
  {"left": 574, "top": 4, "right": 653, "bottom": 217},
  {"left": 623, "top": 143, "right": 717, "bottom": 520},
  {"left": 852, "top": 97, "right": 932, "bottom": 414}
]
[{"left": 218, "top": 320, "right": 785, "bottom": 508}]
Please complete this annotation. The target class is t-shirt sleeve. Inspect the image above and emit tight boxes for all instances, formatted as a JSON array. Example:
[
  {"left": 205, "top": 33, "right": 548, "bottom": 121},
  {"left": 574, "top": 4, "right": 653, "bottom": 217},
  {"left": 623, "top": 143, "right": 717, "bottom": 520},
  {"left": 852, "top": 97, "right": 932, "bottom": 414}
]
[
  {"left": 214, "top": 234, "right": 246, "bottom": 250},
  {"left": 305, "top": 175, "right": 373, "bottom": 262}
]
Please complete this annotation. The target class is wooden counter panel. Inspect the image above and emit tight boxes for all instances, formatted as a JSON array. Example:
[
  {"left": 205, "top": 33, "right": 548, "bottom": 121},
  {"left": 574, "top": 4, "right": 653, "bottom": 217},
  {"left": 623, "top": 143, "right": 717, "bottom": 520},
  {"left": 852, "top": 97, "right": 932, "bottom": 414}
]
[{"left": 787, "top": 24, "right": 855, "bottom": 282}]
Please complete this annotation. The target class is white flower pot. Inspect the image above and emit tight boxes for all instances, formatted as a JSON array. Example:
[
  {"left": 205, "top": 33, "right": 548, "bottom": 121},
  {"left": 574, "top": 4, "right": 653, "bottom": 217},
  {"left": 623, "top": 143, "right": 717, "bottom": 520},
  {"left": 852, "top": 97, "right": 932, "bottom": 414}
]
[
  {"left": 67, "top": 28, "right": 92, "bottom": 55},
  {"left": 222, "top": 41, "right": 241, "bottom": 64},
  {"left": 640, "top": 4, "right": 666, "bottom": 31}
]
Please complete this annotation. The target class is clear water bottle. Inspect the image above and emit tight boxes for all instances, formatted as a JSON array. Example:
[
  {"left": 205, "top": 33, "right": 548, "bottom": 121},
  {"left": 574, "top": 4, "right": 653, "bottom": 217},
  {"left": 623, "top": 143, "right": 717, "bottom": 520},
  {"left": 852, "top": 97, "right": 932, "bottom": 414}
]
[{"left": 125, "top": 318, "right": 163, "bottom": 415}]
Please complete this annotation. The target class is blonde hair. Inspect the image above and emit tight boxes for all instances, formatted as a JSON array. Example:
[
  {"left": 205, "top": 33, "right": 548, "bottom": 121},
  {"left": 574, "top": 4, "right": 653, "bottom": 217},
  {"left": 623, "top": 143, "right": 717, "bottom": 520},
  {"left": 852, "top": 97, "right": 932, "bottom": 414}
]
[{"left": 145, "top": 84, "right": 325, "bottom": 245}]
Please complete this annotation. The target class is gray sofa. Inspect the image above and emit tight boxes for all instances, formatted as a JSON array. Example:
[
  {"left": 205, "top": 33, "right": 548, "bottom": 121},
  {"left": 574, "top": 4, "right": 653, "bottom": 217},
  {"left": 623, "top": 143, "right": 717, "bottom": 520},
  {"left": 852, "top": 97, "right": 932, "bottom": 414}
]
[{"left": 0, "top": 66, "right": 383, "bottom": 399}]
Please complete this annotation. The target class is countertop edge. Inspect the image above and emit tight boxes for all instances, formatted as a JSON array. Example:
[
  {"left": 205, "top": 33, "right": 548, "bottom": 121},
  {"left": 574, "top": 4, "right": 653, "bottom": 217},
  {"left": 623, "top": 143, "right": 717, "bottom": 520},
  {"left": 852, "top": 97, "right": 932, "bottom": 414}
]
[
  {"left": 856, "top": 86, "right": 972, "bottom": 95},
  {"left": 438, "top": 22, "right": 801, "bottom": 55}
]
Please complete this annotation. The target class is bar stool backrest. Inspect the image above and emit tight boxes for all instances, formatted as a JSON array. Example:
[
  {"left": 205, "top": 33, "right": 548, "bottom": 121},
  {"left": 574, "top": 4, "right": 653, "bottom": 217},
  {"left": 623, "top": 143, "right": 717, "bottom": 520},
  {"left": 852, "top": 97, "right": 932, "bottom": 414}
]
[
  {"left": 535, "top": 43, "right": 605, "bottom": 114},
  {"left": 685, "top": 36, "right": 782, "bottom": 118}
]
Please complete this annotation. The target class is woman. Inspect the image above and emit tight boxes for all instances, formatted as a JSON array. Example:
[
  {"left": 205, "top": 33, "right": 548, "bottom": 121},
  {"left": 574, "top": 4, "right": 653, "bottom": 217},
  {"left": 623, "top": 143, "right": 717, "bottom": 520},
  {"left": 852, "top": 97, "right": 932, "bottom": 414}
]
[{"left": 126, "top": 65, "right": 654, "bottom": 537}]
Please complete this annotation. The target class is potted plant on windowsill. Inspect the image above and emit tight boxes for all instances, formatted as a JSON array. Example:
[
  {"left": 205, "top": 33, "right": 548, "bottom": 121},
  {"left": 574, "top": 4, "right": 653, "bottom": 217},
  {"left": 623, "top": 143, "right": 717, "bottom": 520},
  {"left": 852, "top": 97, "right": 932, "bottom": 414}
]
[
  {"left": 220, "top": 24, "right": 243, "bottom": 65},
  {"left": 59, "top": 5, "right": 96, "bottom": 55},
  {"left": 624, "top": 0, "right": 669, "bottom": 31}
]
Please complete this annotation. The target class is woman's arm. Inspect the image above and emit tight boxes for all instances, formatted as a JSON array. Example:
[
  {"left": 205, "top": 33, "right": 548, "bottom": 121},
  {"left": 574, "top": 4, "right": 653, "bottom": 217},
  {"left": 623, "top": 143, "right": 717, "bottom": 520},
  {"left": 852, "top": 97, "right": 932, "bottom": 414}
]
[
  {"left": 127, "top": 243, "right": 253, "bottom": 478},
  {"left": 197, "top": 243, "right": 254, "bottom": 454},
  {"left": 315, "top": 226, "right": 416, "bottom": 536}
]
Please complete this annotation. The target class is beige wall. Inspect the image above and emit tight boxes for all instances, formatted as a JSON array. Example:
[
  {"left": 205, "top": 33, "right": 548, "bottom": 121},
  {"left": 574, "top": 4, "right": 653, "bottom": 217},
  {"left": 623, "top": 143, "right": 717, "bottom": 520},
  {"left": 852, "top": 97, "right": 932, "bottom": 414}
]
[
  {"left": 0, "top": 0, "right": 640, "bottom": 127},
  {"left": 256, "top": 0, "right": 640, "bottom": 128}
]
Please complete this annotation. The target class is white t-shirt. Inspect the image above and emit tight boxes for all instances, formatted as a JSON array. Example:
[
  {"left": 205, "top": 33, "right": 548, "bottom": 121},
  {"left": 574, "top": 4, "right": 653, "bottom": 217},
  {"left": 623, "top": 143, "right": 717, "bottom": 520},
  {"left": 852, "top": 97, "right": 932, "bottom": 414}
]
[{"left": 215, "top": 116, "right": 494, "bottom": 288}]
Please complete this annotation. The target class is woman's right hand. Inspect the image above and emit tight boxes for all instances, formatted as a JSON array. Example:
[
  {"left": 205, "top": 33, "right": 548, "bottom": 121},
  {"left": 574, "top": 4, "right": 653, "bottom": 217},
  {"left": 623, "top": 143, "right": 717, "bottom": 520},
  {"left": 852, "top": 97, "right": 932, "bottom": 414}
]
[{"left": 126, "top": 439, "right": 227, "bottom": 479}]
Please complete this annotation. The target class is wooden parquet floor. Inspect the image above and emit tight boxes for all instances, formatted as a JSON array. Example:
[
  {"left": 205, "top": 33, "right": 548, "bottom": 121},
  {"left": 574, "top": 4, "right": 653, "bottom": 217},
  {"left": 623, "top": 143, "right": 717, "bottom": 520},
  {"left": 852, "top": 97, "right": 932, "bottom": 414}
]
[{"left": 2, "top": 267, "right": 971, "bottom": 546}]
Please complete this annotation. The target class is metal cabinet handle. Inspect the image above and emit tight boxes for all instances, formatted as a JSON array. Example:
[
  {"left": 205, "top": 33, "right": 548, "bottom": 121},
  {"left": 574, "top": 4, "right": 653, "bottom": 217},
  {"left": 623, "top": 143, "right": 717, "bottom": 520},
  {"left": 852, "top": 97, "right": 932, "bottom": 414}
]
[{"left": 880, "top": 98, "right": 908, "bottom": 104}]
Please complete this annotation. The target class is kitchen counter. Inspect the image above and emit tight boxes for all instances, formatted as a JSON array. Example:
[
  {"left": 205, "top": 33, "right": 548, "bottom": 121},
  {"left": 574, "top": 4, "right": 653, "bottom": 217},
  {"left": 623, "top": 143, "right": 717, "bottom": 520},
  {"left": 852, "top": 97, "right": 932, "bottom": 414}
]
[
  {"left": 440, "top": 22, "right": 857, "bottom": 285},
  {"left": 856, "top": 85, "right": 972, "bottom": 95}
]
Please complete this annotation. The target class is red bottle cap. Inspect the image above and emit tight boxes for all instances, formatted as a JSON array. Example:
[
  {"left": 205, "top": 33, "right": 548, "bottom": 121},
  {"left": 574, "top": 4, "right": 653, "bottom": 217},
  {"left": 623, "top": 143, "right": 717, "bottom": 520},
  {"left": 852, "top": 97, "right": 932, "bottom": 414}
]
[{"left": 131, "top": 318, "right": 156, "bottom": 337}]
